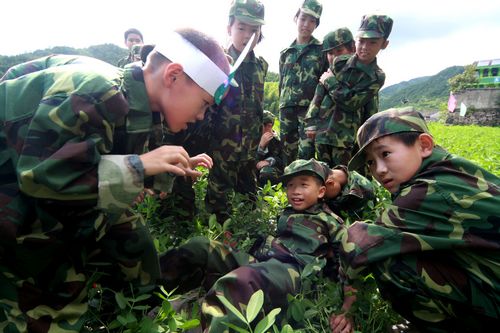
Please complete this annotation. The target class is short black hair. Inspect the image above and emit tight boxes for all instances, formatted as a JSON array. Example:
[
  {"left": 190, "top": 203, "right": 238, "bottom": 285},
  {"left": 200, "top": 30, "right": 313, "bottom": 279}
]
[
  {"left": 124, "top": 28, "right": 143, "bottom": 41},
  {"left": 389, "top": 131, "right": 422, "bottom": 146}
]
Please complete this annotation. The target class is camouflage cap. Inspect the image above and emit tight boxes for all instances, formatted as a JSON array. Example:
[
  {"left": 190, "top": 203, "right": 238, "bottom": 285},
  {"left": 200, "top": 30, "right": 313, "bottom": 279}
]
[
  {"left": 263, "top": 110, "right": 275, "bottom": 124},
  {"left": 323, "top": 27, "right": 353, "bottom": 51},
  {"left": 299, "top": 0, "right": 323, "bottom": 19},
  {"left": 356, "top": 14, "right": 393, "bottom": 39},
  {"left": 229, "top": 0, "right": 265, "bottom": 25},
  {"left": 348, "top": 108, "right": 430, "bottom": 171},
  {"left": 281, "top": 159, "right": 330, "bottom": 185}
]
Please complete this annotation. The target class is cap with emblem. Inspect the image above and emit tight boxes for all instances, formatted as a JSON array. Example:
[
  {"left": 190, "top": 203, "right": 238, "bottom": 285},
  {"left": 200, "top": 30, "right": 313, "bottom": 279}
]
[
  {"left": 281, "top": 158, "right": 330, "bottom": 184},
  {"left": 356, "top": 14, "right": 393, "bottom": 39}
]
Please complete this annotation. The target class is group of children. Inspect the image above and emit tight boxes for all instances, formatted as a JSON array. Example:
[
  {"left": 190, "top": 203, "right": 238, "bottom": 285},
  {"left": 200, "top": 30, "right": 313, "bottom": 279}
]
[{"left": 1, "top": 1, "right": 499, "bottom": 333}]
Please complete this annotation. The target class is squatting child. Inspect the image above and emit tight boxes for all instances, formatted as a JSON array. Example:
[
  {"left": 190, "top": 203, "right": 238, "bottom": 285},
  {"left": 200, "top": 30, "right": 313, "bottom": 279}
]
[
  {"left": 256, "top": 110, "right": 284, "bottom": 186},
  {"left": 331, "top": 109, "right": 500, "bottom": 332}
]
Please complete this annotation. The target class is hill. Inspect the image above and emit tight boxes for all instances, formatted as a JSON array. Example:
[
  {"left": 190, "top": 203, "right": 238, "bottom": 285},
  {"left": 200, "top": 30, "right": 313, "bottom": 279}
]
[
  {"left": 380, "top": 66, "right": 464, "bottom": 110},
  {"left": 0, "top": 44, "right": 127, "bottom": 76}
]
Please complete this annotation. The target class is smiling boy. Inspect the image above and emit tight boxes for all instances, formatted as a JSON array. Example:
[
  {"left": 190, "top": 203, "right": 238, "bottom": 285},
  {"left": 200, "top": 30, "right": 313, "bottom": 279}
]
[{"left": 334, "top": 109, "right": 500, "bottom": 332}]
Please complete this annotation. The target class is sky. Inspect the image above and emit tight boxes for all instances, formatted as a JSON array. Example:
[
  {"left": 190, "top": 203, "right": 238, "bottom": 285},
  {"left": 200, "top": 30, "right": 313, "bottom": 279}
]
[{"left": 2, "top": 0, "right": 500, "bottom": 87}]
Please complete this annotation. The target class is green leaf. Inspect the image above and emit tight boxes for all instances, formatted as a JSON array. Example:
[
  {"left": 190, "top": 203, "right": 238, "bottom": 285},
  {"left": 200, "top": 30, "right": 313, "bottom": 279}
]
[
  {"left": 280, "top": 324, "right": 294, "bottom": 333},
  {"left": 115, "top": 292, "right": 128, "bottom": 310},
  {"left": 222, "top": 321, "right": 251, "bottom": 333},
  {"left": 246, "top": 290, "right": 264, "bottom": 324},
  {"left": 117, "top": 314, "right": 128, "bottom": 326},
  {"left": 168, "top": 317, "right": 177, "bottom": 331},
  {"left": 216, "top": 294, "right": 247, "bottom": 324},
  {"left": 133, "top": 294, "right": 152, "bottom": 302},
  {"left": 254, "top": 308, "right": 281, "bottom": 333},
  {"left": 125, "top": 312, "right": 137, "bottom": 324},
  {"left": 178, "top": 319, "right": 201, "bottom": 329}
]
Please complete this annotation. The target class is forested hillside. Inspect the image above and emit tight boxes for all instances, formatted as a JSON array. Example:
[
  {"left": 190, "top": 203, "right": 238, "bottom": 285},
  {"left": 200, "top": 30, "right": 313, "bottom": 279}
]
[
  {"left": 0, "top": 44, "right": 127, "bottom": 76},
  {"left": 380, "top": 66, "right": 464, "bottom": 110}
]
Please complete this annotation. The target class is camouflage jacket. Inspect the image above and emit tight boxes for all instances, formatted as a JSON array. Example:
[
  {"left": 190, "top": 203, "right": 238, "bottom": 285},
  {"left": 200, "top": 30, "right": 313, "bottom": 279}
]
[
  {"left": 308, "top": 55, "right": 384, "bottom": 147},
  {"left": 278, "top": 37, "right": 328, "bottom": 108},
  {"left": 117, "top": 53, "right": 135, "bottom": 68},
  {"left": 326, "top": 166, "right": 375, "bottom": 220},
  {"left": 0, "top": 55, "right": 154, "bottom": 238},
  {"left": 256, "top": 134, "right": 284, "bottom": 171},
  {"left": 274, "top": 203, "right": 343, "bottom": 267},
  {"left": 209, "top": 46, "right": 268, "bottom": 162},
  {"left": 338, "top": 147, "right": 500, "bottom": 315}
]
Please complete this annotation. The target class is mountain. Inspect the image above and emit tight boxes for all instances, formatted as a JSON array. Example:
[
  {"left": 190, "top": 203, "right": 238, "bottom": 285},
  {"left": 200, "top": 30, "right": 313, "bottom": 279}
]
[
  {"left": 380, "top": 66, "right": 465, "bottom": 110},
  {"left": 0, "top": 44, "right": 128, "bottom": 76}
]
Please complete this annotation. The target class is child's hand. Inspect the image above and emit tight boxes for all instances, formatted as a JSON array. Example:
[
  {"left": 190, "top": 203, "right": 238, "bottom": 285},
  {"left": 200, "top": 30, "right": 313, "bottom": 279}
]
[
  {"left": 256, "top": 160, "right": 270, "bottom": 170},
  {"left": 329, "top": 313, "right": 353, "bottom": 333},
  {"left": 259, "top": 132, "right": 274, "bottom": 149},
  {"left": 140, "top": 145, "right": 191, "bottom": 177},
  {"left": 185, "top": 153, "right": 213, "bottom": 181},
  {"left": 320, "top": 69, "right": 334, "bottom": 85}
]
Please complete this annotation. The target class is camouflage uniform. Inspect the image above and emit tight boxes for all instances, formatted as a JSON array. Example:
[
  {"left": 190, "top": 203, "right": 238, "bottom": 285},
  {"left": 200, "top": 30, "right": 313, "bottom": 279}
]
[
  {"left": 325, "top": 165, "right": 374, "bottom": 221},
  {"left": 206, "top": 0, "right": 268, "bottom": 221},
  {"left": 279, "top": 0, "right": 328, "bottom": 164},
  {"left": 0, "top": 55, "right": 164, "bottom": 332},
  {"left": 256, "top": 111, "right": 284, "bottom": 186},
  {"left": 160, "top": 159, "right": 344, "bottom": 332},
  {"left": 341, "top": 109, "right": 500, "bottom": 332},
  {"left": 117, "top": 44, "right": 142, "bottom": 68}
]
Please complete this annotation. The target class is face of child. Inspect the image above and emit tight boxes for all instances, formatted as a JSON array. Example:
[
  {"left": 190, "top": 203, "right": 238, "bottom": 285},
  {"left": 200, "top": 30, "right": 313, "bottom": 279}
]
[
  {"left": 159, "top": 72, "right": 214, "bottom": 133},
  {"left": 228, "top": 19, "right": 261, "bottom": 52},
  {"left": 296, "top": 12, "right": 317, "bottom": 41},
  {"left": 262, "top": 123, "right": 273, "bottom": 133},
  {"left": 286, "top": 174, "right": 326, "bottom": 211},
  {"left": 365, "top": 135, "right": 425, "bottom": 193},
  {"left": 326, "top": 45, "right": 352, "bottom": 64},
  {"left": 355, "top": 37, "right": 388, "bottom": 64},
  {"left": 125, "top": 33, "right": 143, "bottom": 50},
  {"left": 325, "top": 169, "right": 348, "bottom": 199}
]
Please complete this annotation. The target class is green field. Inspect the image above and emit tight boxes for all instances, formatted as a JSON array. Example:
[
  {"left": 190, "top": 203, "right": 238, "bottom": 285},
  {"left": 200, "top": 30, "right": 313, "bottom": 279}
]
[{"left": 428, "top": 123, "right": 500, "bottom": 175}]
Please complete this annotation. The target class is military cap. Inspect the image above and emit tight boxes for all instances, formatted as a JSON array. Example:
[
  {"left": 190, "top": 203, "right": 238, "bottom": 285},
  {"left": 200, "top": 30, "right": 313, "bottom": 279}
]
[
  {"left": 356, "top": 14, "right": 393, "bottom": 39},
  {"left": 262, "top": 110, "right": 275, "bottom": 124},
  {"left": 281, "top": 158, "right": 330, "bottom": 184},
  {"left": 323, "top": 27, "right": 353, "bottom": 51},
  {"left": 349, "top": 108, "right": 430, "bottom": 171},
  {"left": 229, "top": 0, "right": 265, "bottom": 25},
  {"left": 299, "top": 0, "right": 323, "bottom": 19}
]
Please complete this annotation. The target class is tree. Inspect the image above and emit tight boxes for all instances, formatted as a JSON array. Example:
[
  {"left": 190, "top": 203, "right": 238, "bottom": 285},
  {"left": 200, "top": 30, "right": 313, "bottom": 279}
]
[{"left": 448, "top": 64, "right": 478, "bottom": 93}]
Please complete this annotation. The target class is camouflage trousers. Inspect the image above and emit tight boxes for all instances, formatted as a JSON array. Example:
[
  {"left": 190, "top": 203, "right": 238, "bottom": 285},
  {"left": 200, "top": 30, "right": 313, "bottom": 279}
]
[
  {"left": 159, "top": 236, "right": 301, "bottom": 333},
  {"left": 205, "top": 155, "right": 258, "bottom": 222},
  {"left": 315, "top": 144, "right": 352, "bottom": 168},
  {"left": 0, "top": 190, "right": 159, "bottom": 333},
  {"left": 372, "top": 252, "right": 500, "bottom": 333},
  {"left": 279, "top": 106, "right": 314, "bottom": 165}
]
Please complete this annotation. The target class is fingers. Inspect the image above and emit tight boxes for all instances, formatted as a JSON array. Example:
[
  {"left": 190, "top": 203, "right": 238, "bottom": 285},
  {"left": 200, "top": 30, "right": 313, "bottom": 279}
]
[
  {"left": 140, "top": 145, "right": 191, "bottom": 176},
  {"left": 189, "top": 153, "right": 213, "bottom": 169},
  {"left": 330, "top": 314, "right": 353, "bottom": 333}
]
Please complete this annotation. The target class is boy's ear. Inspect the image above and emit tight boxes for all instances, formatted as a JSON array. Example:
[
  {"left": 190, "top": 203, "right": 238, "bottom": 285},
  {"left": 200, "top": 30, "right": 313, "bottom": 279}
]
[
  {"left": 382, "top": 39, "right": 389, "bottom": 50},
  {"left": 163, "top": 63, "right": 184, "bottom": 87},
  {"left": 418, "top": 133, "right": 434, "bottom": 158},
  {"left": 318, "top": 185, "right": 326, "bottom": 199}
]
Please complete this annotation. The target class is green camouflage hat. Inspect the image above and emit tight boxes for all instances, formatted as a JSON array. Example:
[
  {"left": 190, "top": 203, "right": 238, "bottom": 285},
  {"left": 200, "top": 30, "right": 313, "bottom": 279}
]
[
  {"left": 281, "top": 158, "right": 330, "bottom": 184},
  {"left": 356, "top": 14, "right": 393, "bottom": 39},
  {"left": 299, "top": 0, "right": 323, "bottom": 19},
  {"left": 323, "top": 27, "right": 353, "bottom": 51},
  {"left": 263, "top": 110, "right": 275, "bottom": 124},
  {"left": 348, "top": 108, "right": 430, "bottom": 171},
  {"left": 229, "top": 0, "right": 265, "bottom": 25}
]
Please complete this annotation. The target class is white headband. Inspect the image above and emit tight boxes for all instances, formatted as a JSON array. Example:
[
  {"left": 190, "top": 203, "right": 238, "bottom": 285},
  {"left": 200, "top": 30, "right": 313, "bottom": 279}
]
[{"left": 153, "top": 32, "right": 228, "bottom": 97}]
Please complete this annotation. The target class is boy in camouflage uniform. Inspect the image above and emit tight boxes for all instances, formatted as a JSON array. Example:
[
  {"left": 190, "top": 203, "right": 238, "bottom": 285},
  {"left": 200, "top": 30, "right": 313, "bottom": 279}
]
[
  {"left": 303, "top": 28, "right": 356, "bottom": 167},
  {"left": 205, "top": 0, "right": 268, "bottom": 221},
  {"left": 331, "top": 109, "right": 500, "bottom": 332},
  {"left": 256, "top": 110, "right": 284, "bottom": 186},
  {"left": 315, "top": 15, "right": 392, "bottom": 168},
  {"left": 0, "top": 29, "right": 232, "bottom": 333},
  {"left": 278, "top": 0, "right": 328, "bottom": 164},
  {"left": 117, "top": 28, "right": 144, "bottom": 68},
  {"left": 160, "top": 159, "right": 345, "bottom": 332}
]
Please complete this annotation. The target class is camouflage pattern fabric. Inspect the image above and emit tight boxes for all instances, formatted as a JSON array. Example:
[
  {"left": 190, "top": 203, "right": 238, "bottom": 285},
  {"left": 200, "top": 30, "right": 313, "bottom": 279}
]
[
  {"left": 206, "top": 47, "right": 268, "bottom": 219},
  {"left": 322, "top": 27, "right": 353, "bottom": 51},
  {"left": 0, "top": 56, "right": 161, "bottom": 332},
  {"left": 339, "top": 149, "right": 500, "bottom": 331},
  {"left": 229, "top": 0, "right": 265, "bottom": 25},
  {"left": 160, "top": 202, "right": 343, "bottom": 332},
  {"left": 356, "top": 14, "right": 393, "bottom": 39},
  {"left": 257, "top": 136, "right": 284, "bottom": 186},
  {"left": 325, "top": 165, "right": 374, "bottom": 220},
  {"left": 299, "top": 0, "right": 323, "bottom": 20},
  {"left": 279, "top": 36, "right": 327, "bottom": 164}
]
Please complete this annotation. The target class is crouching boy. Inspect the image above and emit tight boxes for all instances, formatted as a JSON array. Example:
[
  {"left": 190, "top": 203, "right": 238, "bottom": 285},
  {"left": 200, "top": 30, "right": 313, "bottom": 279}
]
[
  {"left": 333, "top": 109, "right": 500, "bottom": 332},
  {"left": 160, "top": 159, "right": 344, "bottom": 332}
]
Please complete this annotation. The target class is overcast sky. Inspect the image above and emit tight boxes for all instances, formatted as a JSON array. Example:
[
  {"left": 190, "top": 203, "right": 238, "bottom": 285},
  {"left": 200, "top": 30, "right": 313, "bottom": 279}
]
[{"left": 2, "top": 0, "right": 500, "bottom": 87}]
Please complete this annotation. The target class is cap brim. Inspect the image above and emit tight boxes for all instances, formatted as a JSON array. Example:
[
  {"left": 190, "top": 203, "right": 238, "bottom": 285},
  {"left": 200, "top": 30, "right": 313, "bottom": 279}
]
[
  {"left": 300, "top": 8, "right": 320, "bottom": 19},
  {"left": 347, "top": 149, "right": 366, "bottom": 172},
  {"left": 356, "top": 31, "right": 384, "bottom": 39},
  {"left": 235, "top": 15, "right": 265, "bottom": 25}
]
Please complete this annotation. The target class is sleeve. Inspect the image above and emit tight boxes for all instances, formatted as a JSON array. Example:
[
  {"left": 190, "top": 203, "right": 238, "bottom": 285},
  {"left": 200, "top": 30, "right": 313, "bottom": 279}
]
[
  {"left": 303, "top": 83, "right": 327, "bottom": 130},
  {"left": 17, "top": 84, "right": 144, "bottom": 214}
]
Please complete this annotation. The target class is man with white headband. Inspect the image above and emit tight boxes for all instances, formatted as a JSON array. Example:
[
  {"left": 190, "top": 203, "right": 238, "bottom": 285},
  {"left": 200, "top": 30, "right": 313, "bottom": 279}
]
[{"left": 0, "top": 28, "right": 230, "bottom": 332}]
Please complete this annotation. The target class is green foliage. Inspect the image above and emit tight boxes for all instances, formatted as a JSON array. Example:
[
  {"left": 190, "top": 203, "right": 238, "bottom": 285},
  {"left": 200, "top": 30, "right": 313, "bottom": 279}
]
[
  {"left": 264, "top": 82, "right": 280, "bottom": 113},
  {"left": 266, "top": 71, "right": 279, "bottom": 82},
  {"left": 379, "top": 66, "right": 464, "bottom": 110},
  {"left": 448, "top": 64, "right": 478, "bottom": 93}
]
